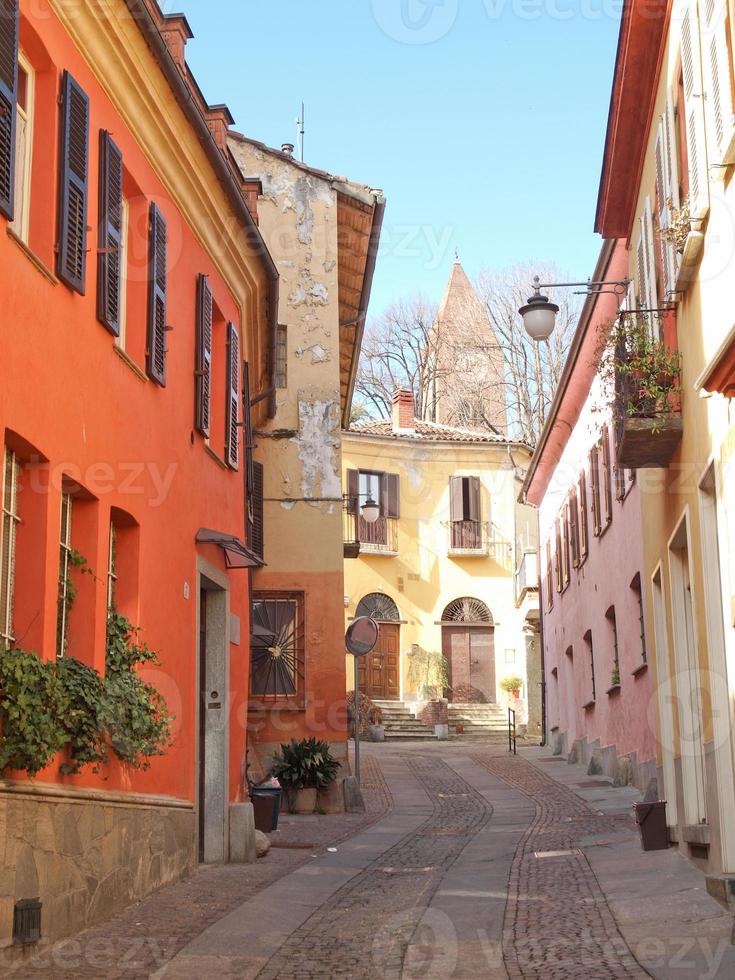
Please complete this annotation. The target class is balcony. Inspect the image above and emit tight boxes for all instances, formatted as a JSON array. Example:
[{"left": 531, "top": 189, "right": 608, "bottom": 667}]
[
  {"left": 515, "top": 550, "right": 539, "bottom": 606},
  {"left": 343, "top": 496, "right": 398, "bottom": 557},
  {"left": 613, "top": 315, "right": 683, "bottom": 470},
  {"left": 447, "top": 521, "right": 513, "bottom": 568}
]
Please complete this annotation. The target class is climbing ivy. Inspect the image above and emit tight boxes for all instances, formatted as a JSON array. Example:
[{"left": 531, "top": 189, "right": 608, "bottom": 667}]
[{"left": 0, "top": 613, "right": 173, "bottom": 777}]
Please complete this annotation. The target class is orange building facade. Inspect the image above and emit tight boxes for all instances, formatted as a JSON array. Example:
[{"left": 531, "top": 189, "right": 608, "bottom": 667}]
[{"left": 0, "top": 0, "right": 277, "bottom": 951}]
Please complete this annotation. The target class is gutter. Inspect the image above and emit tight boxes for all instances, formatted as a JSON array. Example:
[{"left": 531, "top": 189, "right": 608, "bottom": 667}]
[
  {"left": 342, "top": 199, "right": 386, "bottom": 429},
  {"left": 123, "top": 0, "right": 280, "bottom": 418},
  {"left": 519, "top": 238, "right": 616, "bottom": 505}
]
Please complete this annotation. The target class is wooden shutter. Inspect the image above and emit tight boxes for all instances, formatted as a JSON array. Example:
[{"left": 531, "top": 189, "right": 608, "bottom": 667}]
[
  {"left": 346, "top": 469, "right": 359, "bottom": 513},
  {"left": 579, "top": 470, "right": 589, "bottom": 558},
  {"left": 146, "top": 203, "right": 167, "bottom": 385},
  {"left": 0, "top": 0, "right": 18, "bottom": 220},
  {"left": 225, "top": 322, "right": 240, "bottom": 469},
  {"left": 654, "top": 126, "right": 673, "bottom": 303},
  {"left": 636, "top": 234, "right": 647, "bottom": 310},
  {"left": 97, "top": 132, "right": 123, "bottom": 335},
  {"left": 601, "top": 428, "right": 613, "bottom": 524},
  {"left": 242, "top": 359, "right": 254, "bottom": 504},
  {"left": 449, "top": 476, "right": 464, "bottom": 522},
  {"left": 250, "top": 461, "right": 264, "bottom": 560},
  {"left": 195, "top": 274, "right": 213, "bottom": 436},
  {"left": 468, "top": 476, "right": 481, "bottom": 522},
  {"left": 590, "top": 447, "right": 601, "bottom": 536},
  {"left": 642, "top": 197, "right": 658, "bottom": 315},
  {"left": 554, "top": 519, "right": 562, "bottom": 592},
  {"left": 546, "top": 540, "right": 553, "bottom": 609},
  {"left": 569, "top": 492, "right": 580, "bottom": 568},
  {"left": 384, "top": 473, "right": 400, "bottom": 519},
  {"left": 57, "top": 71, "right": 89, "bottom": 294},
  {"left": 702, "top": 0, "right": 735, "bottom": 165},
  {"left": 681, "top": 3, "right": 710, "bottom": 220},
  {"left": 662, "top": 92, "right": 682, "bottom": 297}
]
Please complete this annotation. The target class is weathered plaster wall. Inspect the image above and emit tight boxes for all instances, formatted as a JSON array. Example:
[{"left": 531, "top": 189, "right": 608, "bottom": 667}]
[{"left": 229, "top": 142, "right": 348, "bottom": 759}]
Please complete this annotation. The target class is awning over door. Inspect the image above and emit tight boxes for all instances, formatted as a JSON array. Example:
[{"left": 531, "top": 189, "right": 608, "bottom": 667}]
[{"left": 195, "top": 528, "right": 265, "bottom": 569}]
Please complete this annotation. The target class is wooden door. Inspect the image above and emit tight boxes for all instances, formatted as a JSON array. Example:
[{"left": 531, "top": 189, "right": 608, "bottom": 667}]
[
  {"left": 358, "top": 623, "right": 400, "bottom": 700},
  {"left": 443, "top": 626, "right": 495, "bottom": 703}
]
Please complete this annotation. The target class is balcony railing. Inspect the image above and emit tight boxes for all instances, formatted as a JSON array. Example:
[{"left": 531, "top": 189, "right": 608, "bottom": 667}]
[
  {"left": 613, "top": 314, "right": 683, "bottom": 469},
  {"left": 447, "top": 521, "right": 513, "bottom": 567},
  {"left": 343, "top": 496, "right": 398, "bottom": 557},
  {"left": 515, "top": 549, "right": 539, "bottom": 605}
]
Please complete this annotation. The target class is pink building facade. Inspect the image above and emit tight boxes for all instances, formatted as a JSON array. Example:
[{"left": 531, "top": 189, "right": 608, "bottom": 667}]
[{"left": 522, "top": 240, "right": 657, "bottom": 791}]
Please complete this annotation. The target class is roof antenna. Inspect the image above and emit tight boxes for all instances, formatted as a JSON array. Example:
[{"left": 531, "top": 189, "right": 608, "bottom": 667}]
[{"left": 296, "top": 102, "right": 305, "bottom": 162}]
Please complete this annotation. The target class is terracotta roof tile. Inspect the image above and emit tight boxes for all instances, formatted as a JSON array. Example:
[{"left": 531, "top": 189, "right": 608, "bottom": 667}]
[{"left": 346, "top": 418, "right": 512, "bottom": 444}]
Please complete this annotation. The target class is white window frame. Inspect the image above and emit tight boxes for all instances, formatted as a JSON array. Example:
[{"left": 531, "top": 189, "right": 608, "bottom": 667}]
[
  {"left": 9, "top": 53, "right": 35, "bottom": 244},
  {"left": 0, "top": 449, "right": 20, "bottom": 647},
  {"left": 115, "top": 197, "right": 130, "bottom": 350}
]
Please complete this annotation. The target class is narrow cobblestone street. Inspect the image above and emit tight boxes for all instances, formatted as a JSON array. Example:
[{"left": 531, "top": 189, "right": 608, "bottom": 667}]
[{"left": 9, "top": 744, "right": 735, "bottom": 980}]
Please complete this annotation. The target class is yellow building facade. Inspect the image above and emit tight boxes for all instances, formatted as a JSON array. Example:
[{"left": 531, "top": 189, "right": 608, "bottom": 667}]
[
  {"left": 342, "top": 390, "right": 540, "bottom": 731},
  {"left": 596, "top": 0, "right": 735, "bottom": 890}
]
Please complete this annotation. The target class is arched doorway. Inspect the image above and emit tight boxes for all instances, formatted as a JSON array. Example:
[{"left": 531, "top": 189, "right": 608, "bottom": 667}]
[
  {"left": 441, "top": 597, "right": 495, "bottom": 703},
  {"left": 355, "top": 593, "right": 401, "bottom": 701}
]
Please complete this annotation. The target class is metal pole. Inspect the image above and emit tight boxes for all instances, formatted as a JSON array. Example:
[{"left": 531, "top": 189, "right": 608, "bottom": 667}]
[{"left": 353, "top": 655, "right": 361, "bottom": 784}]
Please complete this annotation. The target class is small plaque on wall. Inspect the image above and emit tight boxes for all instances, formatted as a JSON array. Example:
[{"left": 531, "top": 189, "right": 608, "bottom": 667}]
[{"left": 230, "top": 614, "right": 241, "bottom": 646}]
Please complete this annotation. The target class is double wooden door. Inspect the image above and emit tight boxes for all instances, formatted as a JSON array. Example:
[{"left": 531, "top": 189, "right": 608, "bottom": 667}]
[
  {"left": 358, "top": 622, "right": 400, "bottom": 700},
  {"left": 442, "top": 626, "right": 495, "bottom": 703}
]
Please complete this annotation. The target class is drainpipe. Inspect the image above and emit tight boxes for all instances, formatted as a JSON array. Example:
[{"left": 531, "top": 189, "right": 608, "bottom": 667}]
[{"left": 538, "top": 592, "right": 547, "bottom": 747}]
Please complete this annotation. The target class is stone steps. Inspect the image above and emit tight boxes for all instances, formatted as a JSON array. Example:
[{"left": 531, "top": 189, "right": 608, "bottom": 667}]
[{"left": 372, "top": 701, "right": 436, "bottom": 741}]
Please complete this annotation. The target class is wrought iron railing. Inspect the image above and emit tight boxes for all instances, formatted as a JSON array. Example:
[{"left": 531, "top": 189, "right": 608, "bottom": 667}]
[
  {"left": 342, "top": 496, "right": 398, "bottom": 555},
  {"left": 447, "top": 521, "right": 513, "bottom": 567}
]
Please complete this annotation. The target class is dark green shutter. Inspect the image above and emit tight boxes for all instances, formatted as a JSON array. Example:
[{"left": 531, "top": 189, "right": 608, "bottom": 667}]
[
  {"left": 0, "top": 0, "right": 19, "bottom": 220},
  {"left": 225, "top": 322, "right": 240, "bottom": 469},
  {"left": 242, "top": 359, "right": 254, "bottom": 497},
  {"left": 250, "top": 461, "right": 264, "bottom": 560},
  {"left": 195, "top": 274, "right": 212, "bottom": 436},
  {"left": 57, "top": 71, "right": 89, "bottom": 293},
  {"left": 146, "top": 202, "right": 167, "bottom": 385},
  {"left": 97, "top": 131, "right": 123, "bottom": 335}
]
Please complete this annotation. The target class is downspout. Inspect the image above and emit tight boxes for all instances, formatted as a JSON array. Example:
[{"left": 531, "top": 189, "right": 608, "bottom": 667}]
[
  {"left": 123, "top": 0, "right": 280, "bottom": 418},
  {"left": 538, "top": 589, "right": 547, "bottom": 747}
]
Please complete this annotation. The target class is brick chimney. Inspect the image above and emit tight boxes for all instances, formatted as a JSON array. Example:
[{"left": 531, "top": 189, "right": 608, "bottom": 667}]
[
  {"left": 392, "top": 388, "right": 415, "bottom": 432},
  {"left": 205, "top": 104, "right": 235, "bottom": 153},
  {"left": 239, "top": 177, "right": 262, "bottom": 225},
  {"left": 160, "top": 14, "right": 193, "bottom": 74}
]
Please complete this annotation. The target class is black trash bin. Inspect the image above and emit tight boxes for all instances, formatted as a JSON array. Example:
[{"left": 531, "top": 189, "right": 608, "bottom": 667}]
[
  {"left": 633, "top": 801, "right": 669, "bottom": 851},
  {"left": 251, "top": 786, "right": 282, "bottom": 833}
]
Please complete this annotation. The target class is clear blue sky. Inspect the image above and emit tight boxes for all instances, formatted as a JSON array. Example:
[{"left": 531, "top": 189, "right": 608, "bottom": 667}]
[{"left": 181, "top": 0, "right": 622, "bottom": 313}]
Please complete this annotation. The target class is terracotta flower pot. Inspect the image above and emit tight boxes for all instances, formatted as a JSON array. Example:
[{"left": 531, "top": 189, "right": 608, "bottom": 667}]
[{"left": 293, "top": 787, "right": 317, "bottom": 815}]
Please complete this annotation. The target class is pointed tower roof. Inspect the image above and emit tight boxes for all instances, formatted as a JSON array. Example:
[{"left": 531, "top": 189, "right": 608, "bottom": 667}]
[{"left": 435, "top": 261, "right": 500, "bottom": 347}]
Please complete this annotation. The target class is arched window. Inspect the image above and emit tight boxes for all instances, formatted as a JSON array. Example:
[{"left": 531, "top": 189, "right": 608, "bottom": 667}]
[
  {"left": 441, "top": 597, "right": 493, "bottom": 626},
  {"left": 355, "top": 592, "right": 400, "bottom": 622}
]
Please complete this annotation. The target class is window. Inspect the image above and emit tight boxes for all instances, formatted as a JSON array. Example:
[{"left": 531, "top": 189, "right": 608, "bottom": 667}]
[
  {"left": 107, "top": 523, "right": 117, "bottom": 612},
  {"left": 545, "top": 540, "right": 553, "bottom": 611},
  {"left": 57, "top": 71, "right": 90, "bottom": 294},
  {"left": 606, "top": 606, "right": 620, "bottom": 686},
  {"left": 97, "top": 132, "right": 124, "bottom": 336},
  {"left": 590, "top": 446, "right": 602, "bottom": 536},
  {"left": 631, "top": 573, "right": 647, "bottom": 664},
  {"left": 250, "top": 592, "right": 304, "bottom": 698},
  {"left": 9, "top": 55, "right": 33, "bottom": 243},
  {"left": 146, "top": 203, "right": 168, "bottom": 385},
  {"left": 601, "top": 428, "right": 613, "bottom": 527},
  {"left": 568, "top": 492, "right": 580, "bottom": 569},
  {"left": 584, "top": 629, "right": 596, "bottom": 704},
  {"left": 0, "top": 449, "right": 20, "bottom": 647},
  {"left": 449, "top": 475, "right": 483, "bottom": 549},
  {"left": 275, "top": 325, "right": 287, "bottom": 388},
  {"left": 56, "top": 492, "right": 73, "bottom": 658},
  {"left": 578, "top": 471, "right": 589, "bottom": 561},
  {"left": 346, "top": 469, "right": 399, "bottom": 550},
  {"left": 561, "top": 507, "right": 570, "bottom": 588},
  {"left": 0, "top": 0, "right": 19, "bottom": 221}
]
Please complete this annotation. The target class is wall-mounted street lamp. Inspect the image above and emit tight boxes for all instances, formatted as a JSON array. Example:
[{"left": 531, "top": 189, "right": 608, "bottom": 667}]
[
  {"left": 361, "top": 497, "right": 380, "bottom": 524},
  {"left": 519, "top": 276, "right": 631, "bottom": 342}
]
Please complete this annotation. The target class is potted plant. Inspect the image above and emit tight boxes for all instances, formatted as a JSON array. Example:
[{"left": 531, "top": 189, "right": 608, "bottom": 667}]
[
  {"left": 407, "top": 648, "right": 449, "bottom": 701},
  {"left": 500, "top": 675, "right": 524, "bottom": 699},
  {"left": 271, "top": 737, "right": 340, "bottom": 815}
]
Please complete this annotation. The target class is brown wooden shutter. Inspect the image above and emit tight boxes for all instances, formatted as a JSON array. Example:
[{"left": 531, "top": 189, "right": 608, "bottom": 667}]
[
  {"left": 468, "top": 477, "right": 481, "bottom": 522},
  {"left": 449, "top": 476, "right": 464, "bottom": 522},
  {"left": 225, "top": 322, "right": 240, "bottom": 469},
  {"left": 97, "top": 131, "right": 123, "bottom": 335},
  {"left": 242, "top": 359, "right": 254, "bottom": 502},
  {"left": 569, "top": 492, "right": 580, "bottom": 567},
  {"left": 250, "top": 461, "right": 264, "bottom": 560},
  {"left": 0, "top": 0, "right": 19, "bottom": 220},
  {"left": 146, "top": 202, "right": 167, "bottom": 385},
  {"left": 57, "top": 71, "right": 89, "bottom": 294},
  {"left": 602, "top": 428, "right": 613, "bottom": 524},
  {"left": 384, "top": 473, "right": 400, "bottom": 519},
  {"left": 579, "top": 471, "right": 589, "bottom": 558},
  {"left": 346, "top": 469, "right": 359, "bottom": 513},
  {"left": 590, "top": 447, "right": 601, "bottom": 535},
  {"left": 195, "top": 274, "right": 213, "bottom": 436}
]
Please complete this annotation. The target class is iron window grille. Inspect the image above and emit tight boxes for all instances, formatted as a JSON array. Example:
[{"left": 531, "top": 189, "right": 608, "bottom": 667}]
[{"left": 250, "top": 592, "right": 305, "bottom": 701}]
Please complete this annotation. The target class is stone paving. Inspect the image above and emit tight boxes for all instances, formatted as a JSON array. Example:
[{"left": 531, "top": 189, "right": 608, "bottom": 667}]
[
  {"left": 257, "top": 754, "right": 492, "bottom": 980},
  {"left": 6, "top": 755, "right": 391, "bottom": 979},
  {"left": 475, "top": 753, "right": 649, "bottom": 980}
]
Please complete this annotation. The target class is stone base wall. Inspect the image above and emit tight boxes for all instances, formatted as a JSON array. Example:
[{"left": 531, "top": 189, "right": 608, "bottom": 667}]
[
  {"left": 418, "top": 699, "right": 448, "bottom": 728},
  {"left": 548, "top": 730, "right": 657, "bottom": 795},
  {"left": 0, "top": 785, "right": 196, "bottom": 962}
]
